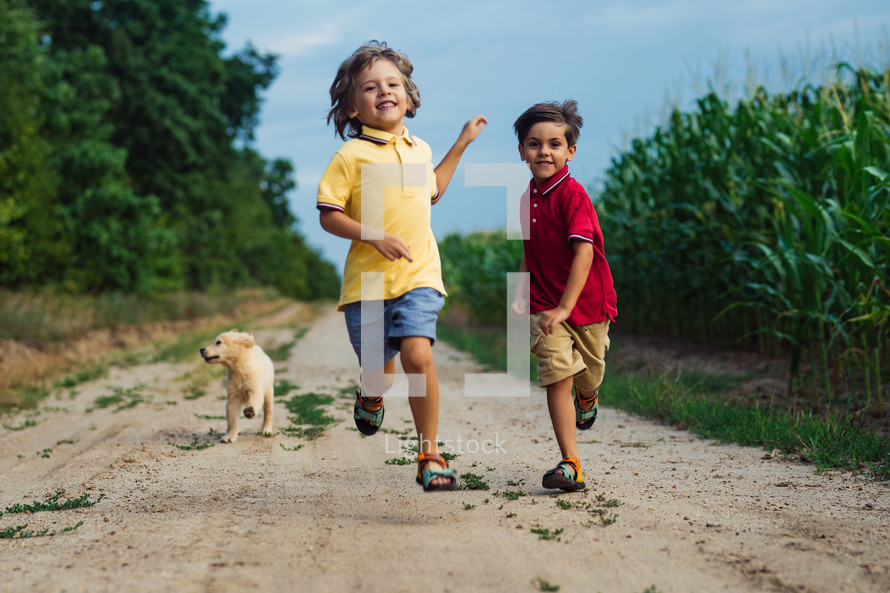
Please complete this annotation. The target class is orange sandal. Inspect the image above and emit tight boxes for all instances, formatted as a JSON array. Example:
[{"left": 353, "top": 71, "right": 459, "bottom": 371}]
[
  {"left": 415, "top": 452, "right": 457, "bottom": 492},
  {"left": 542, "top": 457, "right": 586, "bottom": 492},
  {"left": 574, "top": 387, "right": 598, "bottom": 430},
  {"left": 353, "top": 391, "right": 384, "bottom": 436}
]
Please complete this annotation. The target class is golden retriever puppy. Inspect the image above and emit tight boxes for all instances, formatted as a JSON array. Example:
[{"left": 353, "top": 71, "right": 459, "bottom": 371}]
[{"left": 200, "top": 330, "right": 274, "bottom": 443}]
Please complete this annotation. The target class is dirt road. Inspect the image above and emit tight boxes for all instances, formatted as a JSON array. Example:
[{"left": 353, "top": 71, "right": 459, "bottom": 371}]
[{"left": 1, "top": 305, "right": 888, "bottom": 593}]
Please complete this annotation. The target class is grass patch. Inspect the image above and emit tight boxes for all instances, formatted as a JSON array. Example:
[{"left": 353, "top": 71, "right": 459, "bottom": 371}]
[
  {"left": 530, "top": 527, "right": 563, "bottom": 541},
  {"left": 458, "top": 473, "right": 490, "bottom": 490},
  {"left": 278, "top": 426, "right": 326, "bottom": 440},
  {"left": 437, "top": 323, "right": 507, "bottom": 371},
  {"left": 275, "top": 379, "right": 300, "bottom": 398},
  {"left": 4, "top": 384, "right": 51, "bottom": 411},
  {"left": 533, "top": 577, "right": 560, "bottom": 592},
  {"left": 183, "top": 378, "right": 209, "bottom": 400},
  {"left": 53, "top": 364, "right": 108, "bottom": 390},
  {"left": 280, "top": 391, "right": 340, "bottom": 441},
  {"left": 168, "top": 437, "right": 215, "bottom": 451},
  {"left": 604, "top": 369, "right": 890, "bottom": 480},
  {"left": 1, "top": 489, "right": 104, "bottom": 517},
  {"left": 0, "top": 521, "right": 84, "bottom": 539},
  {"left": 88, "top": 383, "right": 150, "bottom": 413},
  {"left": 2, "top": 419, "right": 36, "bottom": 431},
  {"left": 284, "top": 392, "right": 338, "bottom": 426},
  {"left": 265, "top": 327, "right": 307, "bottom": 362}
]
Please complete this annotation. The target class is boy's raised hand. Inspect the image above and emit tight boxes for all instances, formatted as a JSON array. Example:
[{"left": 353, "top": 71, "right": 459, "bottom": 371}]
[{"left": 457, "top": 115, "right": 488, "bottom": 147}]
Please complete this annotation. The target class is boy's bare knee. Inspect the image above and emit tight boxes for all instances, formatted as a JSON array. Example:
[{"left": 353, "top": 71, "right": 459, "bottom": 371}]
[{"left": 400, "top": 343, "right": 433, "bottom": 374}]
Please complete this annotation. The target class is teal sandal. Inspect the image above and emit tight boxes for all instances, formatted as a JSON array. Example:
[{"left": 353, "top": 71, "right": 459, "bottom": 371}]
[
  {"left": 416, "top": 452, "right": 457, "bottom": 492},
  {"left": 353, "top": 391, "right": 384, "bottom": 436},
  {"left": 542, "top": 457, "right": 586, "bottom": 492},
  {"left": 574, "top": 386, "right": 598, "bottom": 430}
]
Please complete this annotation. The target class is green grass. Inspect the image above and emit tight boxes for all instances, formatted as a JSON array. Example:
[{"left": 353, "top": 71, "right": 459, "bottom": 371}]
[
  {"left": 530, "top": 527, "right": 563, "bottom": 541},
  {"left": 0, "top": 288, "right": 278, "bottom": 343},
  {"left": 441, "top": 316, "right": 890, "bottom": 481},
  {"left": 2, "top": 419, "right": 36, "bottom": 431},
  {"left": 437, "top": 323, "right": 507, "bottom": 371},
  {"left": 603, "top": 368, "right": 890, "bottom": 480},
  {"left": 0, "top": 521, "right": 84, "bottom": 539},
  {"left": 168, "top": 437, "right": 215, "bottom": 451},
  {"left": 279, "top": 391, "right": 341, "bottom": 441},
  {"left": 87, "top": 384, "right": 150, "bottom": 413},
  {"left": 265, "top": 326, "right": 308, "bottom": 361},
  {"left": 458, "top": 473, "right": 490, "bottom": 490},
  {"left": 5, "top": 384, "right": 51, "bottom": 410},
  {"left": 53, "top": 364, "right": 108, "bottom": 390},
  {"left": 533, "top": 577, "right": 560, "bottom": 592},
  {"left": 1, "top": 489, "right": 104, "bottom": 517}
]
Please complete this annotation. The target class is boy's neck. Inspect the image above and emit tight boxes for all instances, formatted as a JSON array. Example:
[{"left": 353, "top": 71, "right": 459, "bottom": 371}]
[
  {"left": 533, "top": 164, "right": 570, "bottom": 187},
  {"left": 362, "top": 123, "right": 407, "bottom": 138}
]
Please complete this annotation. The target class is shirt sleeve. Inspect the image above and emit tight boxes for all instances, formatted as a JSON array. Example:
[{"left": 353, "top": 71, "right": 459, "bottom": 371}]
[
  {"left": 565, "top": 186, "right": 595, "bottom": 245},
  {"left": 428, "top": 158, "right": 439, "bottom": 202},
  {"left": 317, "top": 152, "right": 351, "bottom": 213}
]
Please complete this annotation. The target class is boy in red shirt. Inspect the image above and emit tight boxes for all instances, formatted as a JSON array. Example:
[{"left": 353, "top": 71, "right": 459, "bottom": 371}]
[{"left": 510, "top": 100, "right": 617, "bottom": 491}]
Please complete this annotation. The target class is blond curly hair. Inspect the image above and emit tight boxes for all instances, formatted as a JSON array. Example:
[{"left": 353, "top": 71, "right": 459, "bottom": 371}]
[{"left": 327, "top": 41, "right": 421, "bottom": 140}]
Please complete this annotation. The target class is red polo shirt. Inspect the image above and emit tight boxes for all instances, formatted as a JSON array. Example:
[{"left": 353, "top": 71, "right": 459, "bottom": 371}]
[{"left": 520, "top": 165, "right": 617, "bottom": 325}]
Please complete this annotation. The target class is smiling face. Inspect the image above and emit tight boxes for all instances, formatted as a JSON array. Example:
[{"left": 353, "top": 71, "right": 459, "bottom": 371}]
[
  {"left": 348, "top": 58, "right": 411, "bottom": 136},
  {"left": 518, "top": 121, "right": 577, "bottom": 185}
]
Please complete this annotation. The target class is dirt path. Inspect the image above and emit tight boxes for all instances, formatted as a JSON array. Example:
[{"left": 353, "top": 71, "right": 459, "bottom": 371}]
[{"left": 1, "top": 305, "right": 888, "bottom": 593}]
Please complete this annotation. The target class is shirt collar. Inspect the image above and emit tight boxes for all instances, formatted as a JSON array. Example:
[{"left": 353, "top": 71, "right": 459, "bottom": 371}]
[
  {"left": 358, "top": 125, "right": 417, "bottom": 146},
  {"left": 531, "top": 164, "right": 571, "bottom": 196}
]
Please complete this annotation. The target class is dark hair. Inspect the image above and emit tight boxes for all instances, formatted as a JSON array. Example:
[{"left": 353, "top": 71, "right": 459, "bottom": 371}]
[
  {"left": 327, "top": 40, "right": 421, "bottom": 140},
  {"left": 513, "top": 100, "right": 583, "bottom": 146}
]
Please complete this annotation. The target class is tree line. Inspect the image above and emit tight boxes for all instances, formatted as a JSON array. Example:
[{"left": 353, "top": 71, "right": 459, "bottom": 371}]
[{"left": 0, "top": 0, "right": 339, "bottom": 299}]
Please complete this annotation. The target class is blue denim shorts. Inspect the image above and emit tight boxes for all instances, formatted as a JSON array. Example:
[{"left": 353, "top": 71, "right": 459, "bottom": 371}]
[{"left": 343, "top": 287, "right": 445, "bottom": 370}]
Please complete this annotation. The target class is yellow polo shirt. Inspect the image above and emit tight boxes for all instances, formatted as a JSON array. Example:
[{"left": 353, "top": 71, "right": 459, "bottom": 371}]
[{"left": 317, "top": 126, "right": 446, "bottom": 309}]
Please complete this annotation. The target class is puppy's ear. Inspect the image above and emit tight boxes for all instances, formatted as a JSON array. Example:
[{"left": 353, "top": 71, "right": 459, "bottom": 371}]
[
  {"left": 241, "top": 332, "right": 255, "bottom": 348},
  {"left": 231, "top": 328, "right": 239, "bottom": 332}
]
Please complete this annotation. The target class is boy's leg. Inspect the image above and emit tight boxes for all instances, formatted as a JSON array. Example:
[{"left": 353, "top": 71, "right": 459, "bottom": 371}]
[
  {"left": 569, "top": 321, "right": 610, "bottom": 426},
  {"left": 360, "top": 358, "right": 396, "bottom": 399},
  {"left": 400, "top": 336, "right": 449, "bottom": 487},
  {"left": 546, "top": 376, "right": 579, "bottom": 462}
]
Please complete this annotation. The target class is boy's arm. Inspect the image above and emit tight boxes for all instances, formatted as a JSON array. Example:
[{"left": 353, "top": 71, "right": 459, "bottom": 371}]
[
  {"left": 537, "top": 241, "right": 593, "bottom": 335},
  {"left": 432, "top": 115, "right": 488, "bottom": 203},
  {"left": 510, "top": 254, "right": 529, "bottom": 317},
  {"left": 319, "top": 209, "right": 413, "bottom": 262}
]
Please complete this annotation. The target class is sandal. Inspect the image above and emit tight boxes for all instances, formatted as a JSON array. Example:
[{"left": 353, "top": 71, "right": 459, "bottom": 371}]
[
  {"left": 542, "top": 457, "right": 586, "bottom": 492},
  {"left": 574, "top": 386, "right": 598, "bottom": 430},
  {"left": 415, "top": 452, "right": 457, "bottom": 492},
  {"left": 353, "top": 391, "right": 384, "bottom": 436}
]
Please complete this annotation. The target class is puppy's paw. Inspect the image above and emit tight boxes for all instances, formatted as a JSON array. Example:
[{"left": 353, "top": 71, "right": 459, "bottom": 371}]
[
  {"left": 243, "top": 406, "right": 255, "bottom": 419},
  {"left": 220, "top": 433, "right": 238, "bottom": 443},
  {"left": 261, "top": 428, "right": 273, "bottom": 437}
]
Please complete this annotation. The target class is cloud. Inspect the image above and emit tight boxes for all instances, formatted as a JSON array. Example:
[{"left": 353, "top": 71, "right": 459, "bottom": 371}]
[{"left": 268, "top": 22, "right": 341, "bottom": 57}]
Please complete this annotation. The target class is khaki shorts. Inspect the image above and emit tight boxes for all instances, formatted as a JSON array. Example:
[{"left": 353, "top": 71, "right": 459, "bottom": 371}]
[{"left": 529, "top": 314, "right": 610, "bottom": 389}]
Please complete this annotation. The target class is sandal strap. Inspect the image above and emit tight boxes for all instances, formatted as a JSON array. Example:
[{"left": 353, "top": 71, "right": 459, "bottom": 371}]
[
  {"left": 577, "top": 387, "right": 598, "bottom": 405},
  {"left": 417, "top": 452, "right": 448, "bottom": 467},
  {"left": 357, "top": 391, "right": 383, "bottom": 412},
  {"left": 557, "top": 457, "right": 581, "bottom": 480}
]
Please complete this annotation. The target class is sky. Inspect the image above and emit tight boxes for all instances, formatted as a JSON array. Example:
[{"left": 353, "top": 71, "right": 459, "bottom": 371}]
[{"left": 208, "top": 0, "right": 890, "bottom": 268}]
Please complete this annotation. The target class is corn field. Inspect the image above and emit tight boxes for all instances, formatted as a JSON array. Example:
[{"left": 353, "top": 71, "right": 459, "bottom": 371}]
[
  {"left": 596, "top": 64, "right": 889, "bottom": 405},
  {"left": 440, "top": 64, "right": 888, "bottom": 407}
]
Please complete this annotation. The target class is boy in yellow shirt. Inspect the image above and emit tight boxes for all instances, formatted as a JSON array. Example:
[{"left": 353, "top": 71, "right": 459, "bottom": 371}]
[{"left": 317, "top": 41, "right": 486, "bottom": 491}]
